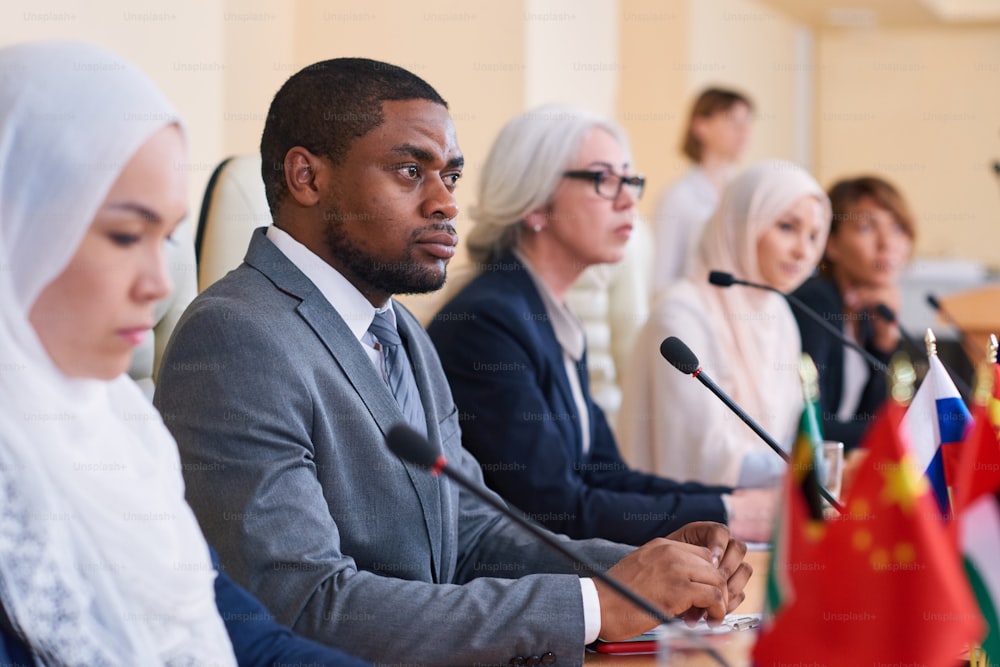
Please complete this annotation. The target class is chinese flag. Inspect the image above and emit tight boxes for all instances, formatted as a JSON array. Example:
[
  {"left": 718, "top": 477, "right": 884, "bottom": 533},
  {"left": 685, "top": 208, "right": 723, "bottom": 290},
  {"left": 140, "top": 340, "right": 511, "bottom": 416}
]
[{"left": 754, "top": 401, "right": 983, "bottom": 666}]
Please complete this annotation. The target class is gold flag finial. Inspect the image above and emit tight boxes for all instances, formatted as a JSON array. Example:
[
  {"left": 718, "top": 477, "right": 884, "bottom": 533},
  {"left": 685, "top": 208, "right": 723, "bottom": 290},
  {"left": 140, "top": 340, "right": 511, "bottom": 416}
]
[
  {"left": 925, "top": 328, "right": 938, "bottom": 357},
  {"left": 974, "top": 334, "right": 999, "bottom": 405},
  {"left": 889, "top": 352, "right": 916, "bottom": 405},
  {"left": 799, "top": 354, "right": 820, "bottom": 404}
]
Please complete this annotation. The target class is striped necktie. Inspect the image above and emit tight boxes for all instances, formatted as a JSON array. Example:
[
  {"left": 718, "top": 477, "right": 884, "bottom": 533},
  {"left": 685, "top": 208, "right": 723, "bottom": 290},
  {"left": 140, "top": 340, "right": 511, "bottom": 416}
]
[{"left": 368, "top": 310, "right": 427, "bottom": 436}]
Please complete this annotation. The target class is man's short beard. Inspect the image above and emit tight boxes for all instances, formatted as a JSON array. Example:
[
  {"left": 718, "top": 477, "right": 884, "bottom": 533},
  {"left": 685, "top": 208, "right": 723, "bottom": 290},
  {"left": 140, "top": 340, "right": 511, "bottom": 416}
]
[{"left": 323, "top": 216, "right": 448, "bottom": 297}]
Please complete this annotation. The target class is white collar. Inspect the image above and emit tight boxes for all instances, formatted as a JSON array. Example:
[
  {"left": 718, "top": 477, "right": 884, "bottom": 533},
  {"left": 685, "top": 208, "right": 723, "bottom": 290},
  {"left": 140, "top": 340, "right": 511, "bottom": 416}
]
[
  {"left": 513, "top": 249, "right": 585, "bottom": 361},
  {"left": 266, "top": 225, "right": 396, "bottom": 342}
]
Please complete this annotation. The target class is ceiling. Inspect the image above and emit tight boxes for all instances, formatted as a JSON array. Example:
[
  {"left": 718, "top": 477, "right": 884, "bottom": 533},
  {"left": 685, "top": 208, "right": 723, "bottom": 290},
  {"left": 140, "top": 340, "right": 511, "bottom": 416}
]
[{"left": 755, "top": 0, "right": 1000, "bottom": 28}]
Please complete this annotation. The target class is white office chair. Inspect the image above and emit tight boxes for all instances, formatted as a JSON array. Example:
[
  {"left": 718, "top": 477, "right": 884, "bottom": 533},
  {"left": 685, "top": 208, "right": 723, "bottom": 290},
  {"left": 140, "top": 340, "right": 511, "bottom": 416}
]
[
  {"left": 565, "top": 217, "right": 653, "bottom": 429},
  {"left": 195, "top": 155, "right": 271, "bottom": 292},
  {"left": 128, "top": 216, "right": 198, "bottom": 399}
]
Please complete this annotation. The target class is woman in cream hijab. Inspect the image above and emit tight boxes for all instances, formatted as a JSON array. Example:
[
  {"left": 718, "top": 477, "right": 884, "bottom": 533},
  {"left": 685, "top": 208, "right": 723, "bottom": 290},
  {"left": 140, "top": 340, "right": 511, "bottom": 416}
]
[
  {"left": 0, "top": 41, "right": 367, "bottom": 666},
  {"left": 618, "top": 160, "right": 831, "bottom": 490}
]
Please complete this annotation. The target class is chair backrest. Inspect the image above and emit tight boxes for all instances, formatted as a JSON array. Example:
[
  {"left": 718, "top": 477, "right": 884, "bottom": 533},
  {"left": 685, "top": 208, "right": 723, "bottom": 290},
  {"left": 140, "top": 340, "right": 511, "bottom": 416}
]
[
  {"left": 196, "top": 155, "right": 271, "bottom": 292},
  {"left": 127, "top": 215, "right": 197, "bottom": 398},
  {"left": 565, "top": 217, "right": 653, "bottom": 430}
]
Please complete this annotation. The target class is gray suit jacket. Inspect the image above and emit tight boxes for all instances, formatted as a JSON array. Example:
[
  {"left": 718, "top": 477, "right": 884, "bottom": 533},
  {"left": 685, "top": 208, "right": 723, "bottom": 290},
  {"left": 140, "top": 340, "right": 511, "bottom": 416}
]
[{"left": 155, "top": 229, "right": 632, "bottom": 666}]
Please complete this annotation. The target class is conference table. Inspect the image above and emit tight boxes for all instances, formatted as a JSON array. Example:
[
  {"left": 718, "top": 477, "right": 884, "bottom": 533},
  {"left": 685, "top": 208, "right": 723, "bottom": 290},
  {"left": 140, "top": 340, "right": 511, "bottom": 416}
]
[{"left": 585, "top": 549, "right": 769, "bottom": 666}]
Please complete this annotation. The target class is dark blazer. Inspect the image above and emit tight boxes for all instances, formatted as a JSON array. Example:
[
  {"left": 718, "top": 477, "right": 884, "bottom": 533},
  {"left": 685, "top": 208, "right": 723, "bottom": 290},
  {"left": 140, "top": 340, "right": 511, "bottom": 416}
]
[
  {"left": 428, "top": 252, "right": 730, "bottom": 545},
  {"left": 0, "top": 549, "right": 369, "bottom": 666},
  {"left": 155, "top": 229, "right": 631, "bottom": 666},
  {"left": 791, "top": 276, "right": 892, "bottom": 449}
]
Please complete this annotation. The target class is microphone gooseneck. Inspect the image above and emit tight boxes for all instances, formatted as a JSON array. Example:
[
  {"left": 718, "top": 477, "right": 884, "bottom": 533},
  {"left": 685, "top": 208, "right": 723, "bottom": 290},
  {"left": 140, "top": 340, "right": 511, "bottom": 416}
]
[
  {"left": 387, "top": 423, "right": 443, "bottom": 468},
  {"left": 926, "top": 292, "right": 976, "bottom": 367},
  {"left": 874, "top": 304, "right": 971, "bottom": 401},
  {"left": 659, "top": 337, "right": 699, "bottom": 374},
  {"left": 708, "top": 271, "right": 889, "bottom": 374},
  {"left": 707, "top": 271, "right": 737, "bottom": 288},
  {"left": 385, "top": 423, "right": 732, "bottom": 667},
  {"left": 659, "top": 337, "right": 844, "bottom": 513},
  {"left": 874, "top": 303, "right": 925, "bottom": 356},
  {"left": 659, "top": 337, "right": 790, "bottom": 464}
]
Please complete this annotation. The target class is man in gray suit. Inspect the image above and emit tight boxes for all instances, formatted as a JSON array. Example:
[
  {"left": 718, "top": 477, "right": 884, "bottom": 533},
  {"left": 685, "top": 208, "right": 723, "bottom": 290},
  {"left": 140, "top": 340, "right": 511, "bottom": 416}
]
[{"left": 155, "top": 58, "right": 752, "bottom": 666}]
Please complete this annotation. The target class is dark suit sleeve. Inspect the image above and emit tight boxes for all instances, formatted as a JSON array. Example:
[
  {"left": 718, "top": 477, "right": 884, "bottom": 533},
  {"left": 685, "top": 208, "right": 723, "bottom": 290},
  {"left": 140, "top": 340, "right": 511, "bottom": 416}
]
[
  {"left": 430, "top": 293, "right": 728, "bottom": 546},
  {"left": 212, "top": 549, "right": 370, "bottom": 667},
  {"left": 0, "top": 629, "right": 32, "bottom": 666},
  {"left": 792, "top": 278, "right": 885, "bottom": 449},
  {"left": 584, "top": 405, "right": 730, "bottom": 497}
]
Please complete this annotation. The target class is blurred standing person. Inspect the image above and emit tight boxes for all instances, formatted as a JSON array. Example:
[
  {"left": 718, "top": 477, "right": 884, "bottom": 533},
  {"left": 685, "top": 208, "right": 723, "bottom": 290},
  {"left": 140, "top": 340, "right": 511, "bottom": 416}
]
[{"left": 652, "top": 88, "right": 753, "bottom": 295}]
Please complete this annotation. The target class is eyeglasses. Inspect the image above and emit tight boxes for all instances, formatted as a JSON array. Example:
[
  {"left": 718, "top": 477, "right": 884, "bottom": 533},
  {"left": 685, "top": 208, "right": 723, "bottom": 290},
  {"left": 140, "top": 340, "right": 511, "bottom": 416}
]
[{"left": 562, "top": 170, "right": 646, "bottom": 201}]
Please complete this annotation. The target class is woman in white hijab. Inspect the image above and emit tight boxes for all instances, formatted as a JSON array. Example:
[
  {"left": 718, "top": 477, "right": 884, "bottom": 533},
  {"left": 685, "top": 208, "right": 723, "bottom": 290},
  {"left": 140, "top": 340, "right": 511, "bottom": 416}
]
[
  {"left": 0, "top": 41, "right": 368, "bottom": 666},
  {"left": 618, "top": 160, "right": 831, "bottom": 491}
]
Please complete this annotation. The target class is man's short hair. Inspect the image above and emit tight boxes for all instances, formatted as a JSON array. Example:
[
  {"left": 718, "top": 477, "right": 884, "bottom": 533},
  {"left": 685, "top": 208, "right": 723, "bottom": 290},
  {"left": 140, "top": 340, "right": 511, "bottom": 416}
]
[{"left": 260, "top": 57, "right": 448, "bottom": 216}]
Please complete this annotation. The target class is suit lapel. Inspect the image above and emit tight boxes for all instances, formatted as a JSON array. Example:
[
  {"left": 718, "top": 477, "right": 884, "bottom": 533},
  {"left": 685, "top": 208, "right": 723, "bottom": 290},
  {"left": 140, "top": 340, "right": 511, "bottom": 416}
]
[
  {"left": 245, "top": 229, "right": 443, "bottom": 581},
  {"left": 504, "top": 256, "right": 585, "bottom": 456}
]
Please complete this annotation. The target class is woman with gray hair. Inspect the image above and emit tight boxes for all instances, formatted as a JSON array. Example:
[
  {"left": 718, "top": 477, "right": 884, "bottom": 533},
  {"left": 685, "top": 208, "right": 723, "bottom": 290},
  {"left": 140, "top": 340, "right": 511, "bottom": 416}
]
[{"left": 428, "top": 105, "right": 775, "bottom": 544}]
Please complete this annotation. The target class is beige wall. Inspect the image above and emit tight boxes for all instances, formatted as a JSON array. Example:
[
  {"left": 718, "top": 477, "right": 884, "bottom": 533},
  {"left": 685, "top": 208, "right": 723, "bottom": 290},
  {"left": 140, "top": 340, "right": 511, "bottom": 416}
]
[
  {"left": 688, "top": 0, "right": 804, "bottom": 166},
  {"left": 290, "top": 0, "right": 529, "bottom": 319},
  {"left": 2, "top": 0, "right": 998, "bottom": 280},
  {"left": 816, "top": 27, "right": 1000, "bottom": 264},
  {"left": 524, "top": 0, "right": 620, "bottom": 116},
  {"left": 617, "top": 0, "right": 808, "bottom": 224},
  {"left": 617, "top": 0, "right": 692, "bottom": 214},
  {"left": 0, "top": 0, "right": 229, "bottom": 220}
]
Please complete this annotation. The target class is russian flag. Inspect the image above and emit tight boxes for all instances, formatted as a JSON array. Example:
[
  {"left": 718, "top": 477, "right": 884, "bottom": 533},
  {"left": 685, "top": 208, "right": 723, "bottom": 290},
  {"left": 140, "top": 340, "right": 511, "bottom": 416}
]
[{"left": 901, "top": 355, "right": 972, "bottom": 514}]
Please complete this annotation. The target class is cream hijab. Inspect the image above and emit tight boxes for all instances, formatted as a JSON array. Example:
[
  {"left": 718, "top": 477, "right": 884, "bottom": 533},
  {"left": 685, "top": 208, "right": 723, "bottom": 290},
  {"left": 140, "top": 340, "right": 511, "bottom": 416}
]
[
  {"left": 688, "top": 159, "right": 831, "bottom": 436},
  {"left": 0, "top": 42, "right": 235, "bottom": 665}
]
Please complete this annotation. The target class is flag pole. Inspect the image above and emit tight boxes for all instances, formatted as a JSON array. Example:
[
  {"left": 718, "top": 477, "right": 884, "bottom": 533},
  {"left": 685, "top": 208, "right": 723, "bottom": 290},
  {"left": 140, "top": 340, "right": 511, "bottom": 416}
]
[{"left": 969, "top": 335, "right": 998, "bottom": 667}]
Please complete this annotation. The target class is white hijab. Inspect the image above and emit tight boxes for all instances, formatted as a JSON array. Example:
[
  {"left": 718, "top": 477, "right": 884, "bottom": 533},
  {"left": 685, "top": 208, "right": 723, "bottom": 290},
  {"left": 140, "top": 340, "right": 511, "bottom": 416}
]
[
  {"left": 688, "top": 159, "right": 831, "bottom": 436},
  {"left": 0, "top": 41, "right": 235, "bottom": 666}
]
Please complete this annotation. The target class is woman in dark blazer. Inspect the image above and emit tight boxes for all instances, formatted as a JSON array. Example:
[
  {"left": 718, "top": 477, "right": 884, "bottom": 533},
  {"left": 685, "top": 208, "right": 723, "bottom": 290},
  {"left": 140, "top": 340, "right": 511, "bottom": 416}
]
[
  {"left": 792, "top": 175, "right": 916, "bottom": 449},
  {"left": 428, "top": 105, "right": 776, "bottom": 545}
]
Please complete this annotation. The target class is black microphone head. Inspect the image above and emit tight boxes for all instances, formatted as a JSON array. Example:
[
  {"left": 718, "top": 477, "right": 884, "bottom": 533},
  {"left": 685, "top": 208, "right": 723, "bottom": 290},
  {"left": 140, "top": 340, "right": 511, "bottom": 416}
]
[
  {"left": 874, "top": 303, "right": 897, "bottom": 324},
  {"left": 926, "top": 293, "right": 942, "bottom": 311},
  {"left": 386, "top": 423, "right": 441, "bottom": 468},
  {"left": 659, "top": 337, "right": 700, "bottom": 375},
  {"left": 708, "top": 271, "right": 735, "bottom": 287}
]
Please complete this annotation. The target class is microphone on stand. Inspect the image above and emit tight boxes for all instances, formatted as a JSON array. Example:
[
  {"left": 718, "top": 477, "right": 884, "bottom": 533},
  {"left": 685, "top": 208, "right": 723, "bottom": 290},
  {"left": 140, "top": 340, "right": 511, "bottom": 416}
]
[
  {"left": 708, "top": 271, "right": 888, "bottom": 374},
  {"left": 926, "top": 292, "right": 977, "bottom": 367},
  {"left": 873, "top": 303, "right": 925, "bottom": 357},
  {"left": 874, "top": 303, "right": 972, "bottom": 401},
  {"left": 659, "top": 336, "right": 844, "bottom": 513},
  {"left": 385, "top": 424, "right": 733, "bottom": 667}
]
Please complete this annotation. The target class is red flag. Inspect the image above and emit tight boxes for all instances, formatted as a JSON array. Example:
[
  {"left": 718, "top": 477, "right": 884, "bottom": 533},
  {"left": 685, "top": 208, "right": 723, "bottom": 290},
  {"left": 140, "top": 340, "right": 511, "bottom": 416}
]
[
  {"left": 953, "top": 363, "right": 1000, "bottom": 515},
  {"left": 754, "top": 401, "right": 983, "bottom": 666},
  {"left": 952, "top": 362, "right": 1000, "bottom": 662},
  {"left": 764, "top": 399, "right": 827, "bottom": 616}
]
